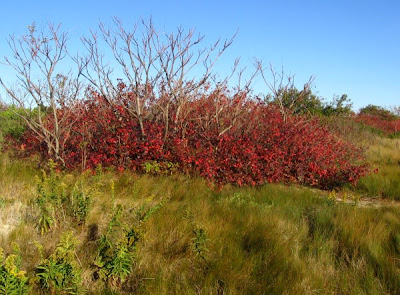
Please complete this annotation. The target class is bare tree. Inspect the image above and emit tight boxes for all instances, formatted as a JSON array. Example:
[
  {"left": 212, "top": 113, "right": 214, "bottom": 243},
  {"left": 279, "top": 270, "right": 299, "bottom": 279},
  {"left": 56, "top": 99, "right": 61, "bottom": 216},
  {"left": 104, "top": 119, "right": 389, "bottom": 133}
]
[
  {"left": 0, "top": 23, "right": 83, "bottom": 166},
  {"left": 78, "top": 17, "right": 238, "bottom": 140},
  {"left": 255, "top": 61, "right": 314, "bottom": 122},
  {"left": 205, "top": 65, "right": 258, "bottom": 138},
  {"left": 391, "top": 105, "right": 400, "bottom": 117}
]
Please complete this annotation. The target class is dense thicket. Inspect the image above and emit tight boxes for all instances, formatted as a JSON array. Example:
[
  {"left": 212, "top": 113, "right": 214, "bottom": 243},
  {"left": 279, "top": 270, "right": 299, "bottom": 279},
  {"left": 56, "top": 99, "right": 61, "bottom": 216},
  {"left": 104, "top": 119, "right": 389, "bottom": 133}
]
[
  {"left": 19, "top": 87, "right": 367, "bottom": 189},
  {"left": 0, "top": 20, "right": 368, "bottom": 188}
]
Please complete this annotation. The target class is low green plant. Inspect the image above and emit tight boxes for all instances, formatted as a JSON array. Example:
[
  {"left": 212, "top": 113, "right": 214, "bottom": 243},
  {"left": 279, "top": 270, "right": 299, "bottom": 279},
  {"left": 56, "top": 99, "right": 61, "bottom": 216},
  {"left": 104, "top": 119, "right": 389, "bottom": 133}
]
[
  {"left": 36, "top": 200, "right": 55, "bottom": 235},
  {"left": 134, "top": 194, "right": 169, "bottom": 224},
  {"left": 220, "top": 192, "right": 257, "bottom": 207},
  {"left": 94, "top": 183, "right": 168, "bottom": 290},
  {"left": 142, "top": 161, "right": 178, "bottom": 175},
  {"left": 93, "top": 182, "right": 135, "bottom": 289},
  {"left": 94, "top": 204, "right": 136, "bottom": 289},
  {"left": 192, "top": 225, "right": 208, "bottom": 261},
  {"left": 35, "top": 164, "right": 60, "bottom": 234},
  {"left": 35, "top": 160, "right": 93, "bottom": 232},
  {"left": 35, "top": 232, "right": 82, "bottom": 294},
  {"left": 0, "top": 244, "right": 30, "bottom": 295},
  {"left": 69, "top": 182, "right": 91, "bottom": 224}
]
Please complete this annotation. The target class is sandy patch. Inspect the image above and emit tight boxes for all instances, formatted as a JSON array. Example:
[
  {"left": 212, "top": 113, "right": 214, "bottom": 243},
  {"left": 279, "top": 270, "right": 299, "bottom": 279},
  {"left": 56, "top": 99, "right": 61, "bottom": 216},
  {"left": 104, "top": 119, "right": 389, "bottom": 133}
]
[{"left": 0, "top": 201, "right": 25, "bottom": 239}]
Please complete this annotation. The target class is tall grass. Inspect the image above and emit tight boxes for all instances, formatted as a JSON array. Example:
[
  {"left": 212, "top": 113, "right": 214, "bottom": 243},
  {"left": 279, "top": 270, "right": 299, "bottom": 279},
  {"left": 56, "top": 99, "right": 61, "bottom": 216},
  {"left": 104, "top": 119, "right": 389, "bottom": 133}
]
[
  {"left": 321, "top": 116, "right": 400, "bottom": 200},
  {"left": 356, "top": 138, "right": 400, "bottom": 200}
]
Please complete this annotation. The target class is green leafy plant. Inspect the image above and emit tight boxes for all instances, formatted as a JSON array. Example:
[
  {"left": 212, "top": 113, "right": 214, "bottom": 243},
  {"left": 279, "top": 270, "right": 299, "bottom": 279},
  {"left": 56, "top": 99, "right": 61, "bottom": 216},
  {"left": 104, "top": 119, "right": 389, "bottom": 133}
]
[
  {"left": 94, "top": 204, "right": 136, "bottom": 289},
  {"left": 69, "top": 182, "right": 91, "bottom": 224},
  {"left": 93, "top": 182, "right": 135, "bottom": 289},
  {"left": 35, "top": 160, "right": 64, "bottom": 234},
  {"left": 192, "top": 225, "right": 208, "bottom": 261},
  {"left": 36, "top": 202, "right": 55, "bottom": 235},
  {"left": 142, "top": 161, "right": 178, "bottom": 175},
  {"left": 94, "top": 184, "right": 168, "bottom": 290},
  {"left": 134, "top": 194, "right": 169, "bottom": 224},
  {"left": 35, "top": 160, "right": 93, "bottom": 232},
  {"left": 0, "top": 244, "right": 30, "bottom": 295},
  {"left": 35, "top": 232, "right": 82, "bottom": 294},
  {"left": 0, "top": 197, "right": 6, "bottom": 209},
  {"left": 35, "top": 174, "right": 56, "bottom": 234}
]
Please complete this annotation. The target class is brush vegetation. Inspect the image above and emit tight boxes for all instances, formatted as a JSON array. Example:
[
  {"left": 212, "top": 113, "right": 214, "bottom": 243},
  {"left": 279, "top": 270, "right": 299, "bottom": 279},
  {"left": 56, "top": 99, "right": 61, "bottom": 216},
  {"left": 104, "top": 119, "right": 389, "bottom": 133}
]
[{"left": 0, "top": 128, "right": 400, "bottom": 294}]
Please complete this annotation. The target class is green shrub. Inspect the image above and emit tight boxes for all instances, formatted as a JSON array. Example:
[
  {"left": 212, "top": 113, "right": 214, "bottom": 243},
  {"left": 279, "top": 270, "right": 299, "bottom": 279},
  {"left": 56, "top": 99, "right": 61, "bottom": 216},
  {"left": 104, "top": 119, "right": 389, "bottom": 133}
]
[
  {"left": 0, "top": 106, "right": 26, "bottom": 143},
  {"left": 359, "top": 104, "right": 398, "bottom": 120}
]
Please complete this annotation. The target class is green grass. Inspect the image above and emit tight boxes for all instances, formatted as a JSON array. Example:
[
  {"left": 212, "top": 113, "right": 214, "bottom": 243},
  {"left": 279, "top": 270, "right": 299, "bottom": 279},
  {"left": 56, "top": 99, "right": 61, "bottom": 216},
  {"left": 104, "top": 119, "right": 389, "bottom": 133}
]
[
  {"left": 1, "top": 152, "right": 400, "bottom": 294},
  {"left": 321, "top": 116, "right": 400, "bottom": 200},
  {"left": 356, "top": 137, "right": 400, "bottom": 200}
]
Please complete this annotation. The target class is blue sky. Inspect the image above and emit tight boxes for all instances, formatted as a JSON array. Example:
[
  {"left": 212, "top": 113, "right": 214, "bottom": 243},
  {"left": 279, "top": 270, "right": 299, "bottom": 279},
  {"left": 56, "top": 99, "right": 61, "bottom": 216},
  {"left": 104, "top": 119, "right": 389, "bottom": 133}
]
[{"left": 0, "top": 0, "right": 399, "bottom": 110}]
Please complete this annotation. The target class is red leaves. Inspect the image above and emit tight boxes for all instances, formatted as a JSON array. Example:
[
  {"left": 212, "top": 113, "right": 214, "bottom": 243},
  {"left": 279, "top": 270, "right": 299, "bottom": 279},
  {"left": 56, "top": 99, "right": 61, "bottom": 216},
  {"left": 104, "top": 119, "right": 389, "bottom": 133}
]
[
  {"left": 355, "top": 114, "right": 400, "bottom": 135},
  {"left": 21, "top": 90, "right": 367, "bottom": 189}
]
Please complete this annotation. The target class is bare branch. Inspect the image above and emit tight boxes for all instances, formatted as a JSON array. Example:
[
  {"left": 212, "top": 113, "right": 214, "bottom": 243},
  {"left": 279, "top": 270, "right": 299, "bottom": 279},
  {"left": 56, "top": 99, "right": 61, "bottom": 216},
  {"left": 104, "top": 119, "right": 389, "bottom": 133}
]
[{"left": 0, "top": 22, "right": 83, "bottom": 165}]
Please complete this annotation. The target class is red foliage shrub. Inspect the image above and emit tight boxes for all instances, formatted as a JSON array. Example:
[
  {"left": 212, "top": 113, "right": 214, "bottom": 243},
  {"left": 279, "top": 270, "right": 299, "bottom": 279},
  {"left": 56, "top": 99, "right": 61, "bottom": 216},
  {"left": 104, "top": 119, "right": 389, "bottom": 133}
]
[
  {"left": 21, "top": 89, "right": 367, "bottom": 189},
  {"left": 172, "top": 99, "right": 366, "bottom": 188},
  {"left": 355, "top": 114, "right": 400, "bottom": 135}
]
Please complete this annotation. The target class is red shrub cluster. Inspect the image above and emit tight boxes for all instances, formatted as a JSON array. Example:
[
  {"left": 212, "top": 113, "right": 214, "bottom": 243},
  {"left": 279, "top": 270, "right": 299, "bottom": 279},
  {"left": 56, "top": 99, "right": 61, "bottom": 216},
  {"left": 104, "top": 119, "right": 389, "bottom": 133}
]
[
  {"left": 22, "top": 90, "right": 367, "bottom": 189},
  {"left": 355, "top": 114, "right": 400, "bottom": 135}
]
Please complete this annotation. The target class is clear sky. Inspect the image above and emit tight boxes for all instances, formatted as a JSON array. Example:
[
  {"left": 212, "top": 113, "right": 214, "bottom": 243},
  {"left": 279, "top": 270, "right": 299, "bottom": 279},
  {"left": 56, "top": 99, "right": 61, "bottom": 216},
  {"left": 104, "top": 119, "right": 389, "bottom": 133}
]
[{"left": 0, "top": 0, "right": 399, "bottom": 110}]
